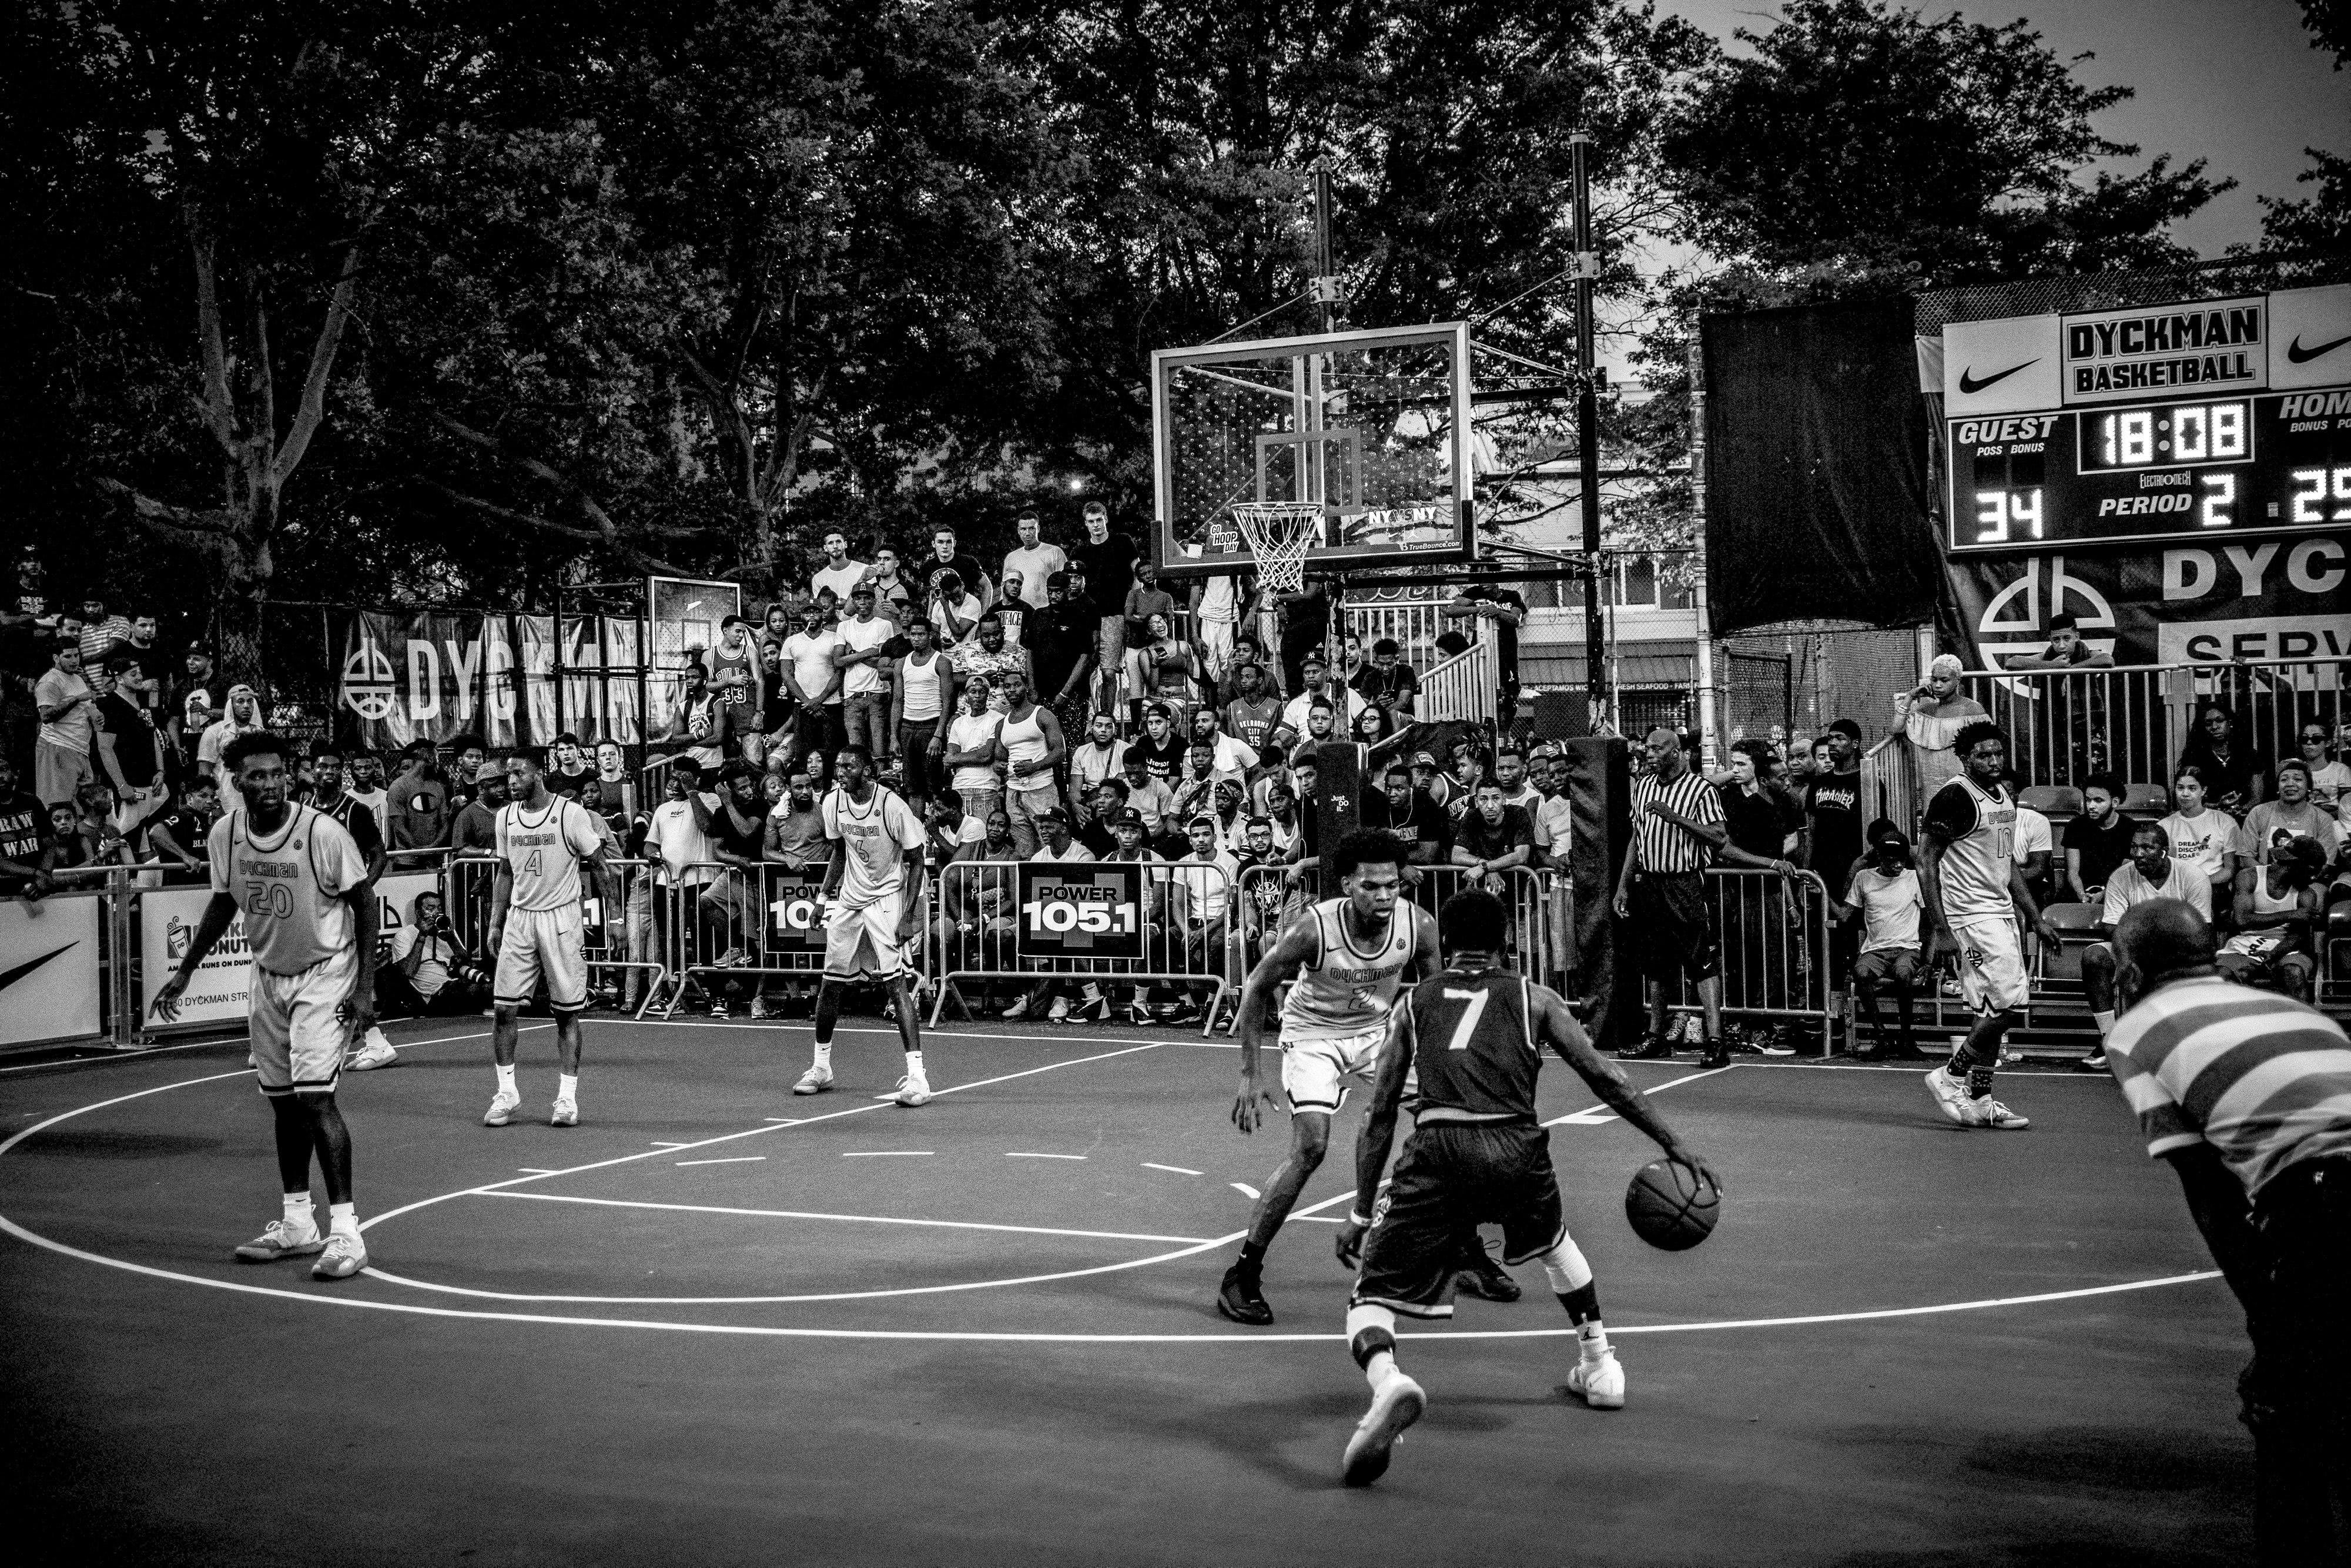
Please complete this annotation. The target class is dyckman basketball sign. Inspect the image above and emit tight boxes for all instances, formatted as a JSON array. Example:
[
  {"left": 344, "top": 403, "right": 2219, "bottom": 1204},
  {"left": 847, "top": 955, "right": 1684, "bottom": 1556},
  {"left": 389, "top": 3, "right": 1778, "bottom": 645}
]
[{"left": 337, "top": 609, "right": 642, "bottom": 749}]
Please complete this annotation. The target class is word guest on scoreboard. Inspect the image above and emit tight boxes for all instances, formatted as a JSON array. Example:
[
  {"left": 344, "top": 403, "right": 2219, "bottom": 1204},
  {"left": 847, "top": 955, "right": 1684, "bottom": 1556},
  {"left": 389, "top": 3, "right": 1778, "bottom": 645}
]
[{"left": 1940, "top": 284, "right": 2351, "bottom": 554}]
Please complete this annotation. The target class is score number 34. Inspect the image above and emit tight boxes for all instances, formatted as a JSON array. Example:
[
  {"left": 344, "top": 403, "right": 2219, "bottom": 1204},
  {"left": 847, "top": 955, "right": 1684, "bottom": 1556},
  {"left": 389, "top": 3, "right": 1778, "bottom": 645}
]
[{"left": 1976, "top": 477, "right": 2240, "bottom": 542}]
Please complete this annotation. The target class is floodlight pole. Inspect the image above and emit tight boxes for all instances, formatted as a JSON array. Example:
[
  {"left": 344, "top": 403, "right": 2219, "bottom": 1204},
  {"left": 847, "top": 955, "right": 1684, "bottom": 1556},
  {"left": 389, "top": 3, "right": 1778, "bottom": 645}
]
[
  {"left": 1311, "top": 161, "right": 1346, "bottom": 662},
  {"left": 1569, "top": 129, "right": 1609, "bottom": 732}
]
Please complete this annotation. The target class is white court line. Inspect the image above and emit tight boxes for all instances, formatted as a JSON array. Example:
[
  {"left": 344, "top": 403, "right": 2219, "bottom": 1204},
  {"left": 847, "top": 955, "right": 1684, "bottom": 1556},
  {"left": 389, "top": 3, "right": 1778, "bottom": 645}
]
[
  {"left": 1230, "top": 1182, "right": 1259, "bottom": 1199},
  {"left": 843, "top": 1151, "right": 932, "bottom": 1158},
  {"left": 1143, "top": 1163, "right": 1202, "bottom": 1176},
  {"left": 675, "top": 1157, "right": 765, "bottom": 1167},
  {"left": 485, "top": 1191, "right": 1216, "bottom": 1246},
  {"left": 0, "top": 1022, "right": 541, "bottom": 1076},
  {"left": 517, "top": 1168, "right": 558, "bottom": 1175},
  {"left": 762, "top": 1117, "right": 801, "bottom": 1124},
  {"left": 1545, "top": 1066, "right": 1733, "bottom": 1127},
  {"left": 649, "top": 1141, "right": 690, "bottom": 1148},
  {"left": 1006, "top": 1152, "right": 1086, "bottom": 1161}
]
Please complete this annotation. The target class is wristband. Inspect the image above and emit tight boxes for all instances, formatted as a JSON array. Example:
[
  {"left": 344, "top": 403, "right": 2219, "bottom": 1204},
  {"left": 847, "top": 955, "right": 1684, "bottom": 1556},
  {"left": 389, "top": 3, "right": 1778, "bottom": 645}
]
[{"left": 1347, "top": 1210, "right": 1370, "bottom": 1227}]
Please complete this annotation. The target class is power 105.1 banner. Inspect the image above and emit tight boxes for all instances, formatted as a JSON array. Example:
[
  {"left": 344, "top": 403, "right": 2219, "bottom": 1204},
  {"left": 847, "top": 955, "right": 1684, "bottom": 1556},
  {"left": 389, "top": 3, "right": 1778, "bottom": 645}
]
[{"left": 1016, "top": 863, "right": 1146, "bottom": 963}]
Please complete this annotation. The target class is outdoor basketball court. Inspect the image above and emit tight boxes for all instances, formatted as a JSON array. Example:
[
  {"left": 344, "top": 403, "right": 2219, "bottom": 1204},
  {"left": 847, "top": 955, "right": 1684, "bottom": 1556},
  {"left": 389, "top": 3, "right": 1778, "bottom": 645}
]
[{"left": 0, "top": 1015, "right": 2252, "bottom": 1564}]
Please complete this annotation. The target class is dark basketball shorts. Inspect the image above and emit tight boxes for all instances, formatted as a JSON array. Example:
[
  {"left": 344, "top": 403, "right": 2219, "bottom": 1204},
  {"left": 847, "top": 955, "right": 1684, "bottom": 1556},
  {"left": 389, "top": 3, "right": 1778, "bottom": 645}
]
[
  {"left": 1351, "top": 1122, "right": 1566, "bottom": 1319},
  {"left": 1629, "top": 870, "right": 1720, "bottom": 985},
  {"left": 1851, "top": 946, "right": 1920, "bottom": 986}
]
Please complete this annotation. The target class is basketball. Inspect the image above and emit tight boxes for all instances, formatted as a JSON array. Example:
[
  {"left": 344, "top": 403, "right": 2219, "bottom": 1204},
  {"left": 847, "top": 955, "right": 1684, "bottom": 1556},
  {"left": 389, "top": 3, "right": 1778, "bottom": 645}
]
[{"left": 1625, "top": 1158, "right": 1720, "bottom": 1252}]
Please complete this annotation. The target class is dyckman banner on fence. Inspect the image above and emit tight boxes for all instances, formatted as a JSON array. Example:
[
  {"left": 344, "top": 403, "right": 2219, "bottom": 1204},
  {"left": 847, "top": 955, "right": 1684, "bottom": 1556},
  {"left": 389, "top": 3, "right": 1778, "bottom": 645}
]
[
  {"left": 339, "top": 611, "right": 647, "bottom": 750},
  {"left": 0, "top": 895, "right": 102, "bottom": 1048}
]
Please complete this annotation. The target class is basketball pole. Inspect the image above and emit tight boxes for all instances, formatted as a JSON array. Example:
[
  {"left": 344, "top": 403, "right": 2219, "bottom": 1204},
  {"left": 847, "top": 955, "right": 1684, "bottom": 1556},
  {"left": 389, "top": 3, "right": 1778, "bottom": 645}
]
[
  {"left": 1570, "top": 128, "right": 1609, "bottom": 736},
  {"left": 1311, "top": 160, "right": 1348, "bottom": 672}
]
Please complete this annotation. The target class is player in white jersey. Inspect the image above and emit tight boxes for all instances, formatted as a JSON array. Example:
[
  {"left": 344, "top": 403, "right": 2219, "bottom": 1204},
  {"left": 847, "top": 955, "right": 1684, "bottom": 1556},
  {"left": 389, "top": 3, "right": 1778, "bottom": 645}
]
[
  {"left": 1918, "top": 721, "right": 2061, "bottom": 1131},
  {"left": 152, "top": 732, "right": 380, "bottom": 1281},
  {"left": 1218, "top": 830, "right": 1441, "bottom": 1325},
  {"left": 485, "top": 749, "right": 617, "bottom": 1128},
  {"left": 790, "top": 745, "right": 933, "bottom": 1106}
]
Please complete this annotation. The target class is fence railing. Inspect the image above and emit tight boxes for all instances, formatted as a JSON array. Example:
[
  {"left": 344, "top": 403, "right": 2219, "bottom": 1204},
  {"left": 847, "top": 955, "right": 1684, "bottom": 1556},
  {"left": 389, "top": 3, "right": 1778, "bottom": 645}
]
[
  {"left": 1418, "top": 641, "right": 1496, "bottom": 723},
  {"left": 1650, "top": 866, "right": 1840, "bottom": 1056},
  {"left": 1958, "top": 657, "right": 2346, "bottom": 795}
]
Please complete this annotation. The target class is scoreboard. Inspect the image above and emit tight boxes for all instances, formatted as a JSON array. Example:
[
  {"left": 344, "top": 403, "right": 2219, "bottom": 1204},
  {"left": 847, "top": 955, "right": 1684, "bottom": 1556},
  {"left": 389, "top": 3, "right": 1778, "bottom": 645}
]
[
  {"left": 1948, "top": 390, "right": 2351, "bottom": 552},
  {"left": 1941, "top": 283, "right": 2351, "bottom": 554}
]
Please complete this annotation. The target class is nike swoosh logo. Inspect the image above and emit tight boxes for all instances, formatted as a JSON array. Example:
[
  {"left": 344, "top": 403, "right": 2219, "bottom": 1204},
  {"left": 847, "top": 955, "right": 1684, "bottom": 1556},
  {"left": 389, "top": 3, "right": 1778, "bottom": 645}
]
[
  {"left": 1958, "top": 359, "right": 2038, "bottom": 396},
  {"left": 2288, "top": 332, "right": 2351, "bottom": 364},
  {"left": 0, "top": 941, "right": 78, "bottom": 994}
]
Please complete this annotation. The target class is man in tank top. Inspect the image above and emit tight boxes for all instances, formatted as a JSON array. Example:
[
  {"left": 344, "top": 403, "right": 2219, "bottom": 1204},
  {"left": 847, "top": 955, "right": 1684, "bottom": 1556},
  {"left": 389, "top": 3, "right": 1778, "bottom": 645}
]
[
  {"left": 989, "top": 668, "right": 1067, "bottom": 858},
  {"left": 889, "top": 614, "right": 956, "bottom": 813}
]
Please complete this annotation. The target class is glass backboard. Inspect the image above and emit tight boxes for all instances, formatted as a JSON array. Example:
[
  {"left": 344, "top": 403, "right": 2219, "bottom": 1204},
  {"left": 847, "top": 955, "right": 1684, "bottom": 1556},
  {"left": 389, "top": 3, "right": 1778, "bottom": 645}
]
[{"left": 1151, "top": 322, "right": 1475, "bottom": 579}]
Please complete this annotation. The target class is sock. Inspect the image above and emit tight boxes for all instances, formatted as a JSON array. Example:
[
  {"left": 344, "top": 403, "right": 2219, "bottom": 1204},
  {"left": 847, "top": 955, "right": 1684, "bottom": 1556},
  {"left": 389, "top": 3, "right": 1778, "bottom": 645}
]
[
  {"left": 495, "top": 1063, "right": 517, "bottom": 1098},
  {"left": 283, "top": 1191, "right": 316, "bottom": 1230},
  {"left": 557, "top": 1073, "right": 579, "bottom": 1103},
  {"left": 1347, "top": 1305, "right": 1401, "bottom": 1393},
  {"left": 364, "top": 1026, "right": 391, "bottom": 1050},
  {"left": 1942, "top": 1046, "right": 1970, "bottom": 1080},
  {"left": 1968, "top": 1064, "right": 1995, "bottom": 1098},
  {"left": 327, "top": 1201, "right": 359, "bottom": 1239},
  {"left": 812, "top": 1041, "right": 833, "bottom": 1070},
  {"left": 2093, "top": 1010, "right": 2115, "bottom": 1038},
  {"left": 903, "top": 1050, "right": 925, "bottom": 1080},
  {"left": 1237, "top": 1238, "right": 1267, "bottom": 1275},
  {"left": 1576, "top": 1318, "right": 1612, "bottom": 1358}
]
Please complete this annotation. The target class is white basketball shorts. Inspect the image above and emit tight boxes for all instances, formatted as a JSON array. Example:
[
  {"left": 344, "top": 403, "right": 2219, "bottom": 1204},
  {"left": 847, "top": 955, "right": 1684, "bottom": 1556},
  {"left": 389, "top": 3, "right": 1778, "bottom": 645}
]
[
  {"left": 1280, "top": 1024, "right": 1387, "bottom": 1115},
  {"left": 250, "top": 947, "right": 359, "bottom": 1098},
  {"left": 824, "top": 892, "right": 905, "bottom": 981},
  {"left": 495, "top": 904, "right": 589, "bottom": 1012},
  {"left": 1950, "top": 915, "right": 2028, "bottom": 1016}
]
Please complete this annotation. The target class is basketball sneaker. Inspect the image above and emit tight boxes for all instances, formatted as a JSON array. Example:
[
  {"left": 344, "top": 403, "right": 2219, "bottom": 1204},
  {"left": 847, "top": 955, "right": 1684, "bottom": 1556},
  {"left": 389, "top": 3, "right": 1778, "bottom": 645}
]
[
  {"left": 2076, "top": 1051, "right": 2108, "bottom": 1073},
  {"left": 483, "top": 1091, "right": 522, "bottom": 1127},
  {"left": 791, "top": 1065, "right": 834, "bottom": 1095},
  {"left": 893, "top": 1073, "right": 930, "bottom": 1108},
  {"left": 1341, "top": 1375, "right": 1427, "bottom": 1487},
  {"left": 550, "top": 1097, "right": 579, "bottom": 1128},
  {"left": 312, "top": 1231, "right": 368, "bottom": 1281},
  {"left": 233, "top": 1218, "right": 324, "bottom": 1263},
  {"left": 1216, "top": 1264, "right": 1274, "bottom": 1326},
  {"left": 1924, "top": 1066, "right": 1980, "bottom": 1125},
  {"left": 1046, "top": 996, "right": 1071, "bottom": 1023},
  {"left": 346, "top": 1028, "right": 398, "bottom": 1071},
  {"left": 1452, "top": 1243, "right": 1522, "bottom": 1304},
  {"left": 1973, "top": 1097, "right": 2030, "bottom": 1130},
  {"left": 1567, "top": 1350, "right": 1626, "bottom": 1409},
  {"left": 1000, "top": 996, "right": 1032, "bottom": 1021},
  {"left": 1615, "top": 1035, "right": 1674, "bottom": 1061}
]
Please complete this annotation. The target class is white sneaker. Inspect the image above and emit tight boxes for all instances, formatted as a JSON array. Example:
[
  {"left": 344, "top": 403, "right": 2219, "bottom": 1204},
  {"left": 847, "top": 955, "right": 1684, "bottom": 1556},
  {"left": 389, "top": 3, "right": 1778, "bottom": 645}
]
[
  {"left": 346, "top": 1029, "right": 398, "bottom": 1071},
  {"left": 1924, "top": 1067, "right": 1980, "bottom": 1126},
  {"left": 1567, "top": 1351, "right": 1627, "bottom": 1409},
  {"left": 1974, "top": 1096, "right": 2030, "bottom": 1130},
  {"left": 245, "top": 1051, "right": 257, "bottom": 1068},
  {"left": 895, "top": 1074, "right": 931, "bottom": 1108},
  {"left": 1000, "top": 996, "right": 1031, "bottom": 1021},
  {"left": 233, "top": 1218, "right": 324, "bottom": 1263},
  {"left": 550, "top": 1098, "right": 579, "bottom": 1128},
  {"left": 1046, "top": 996, "right": 1070, "bottom": 1022},
  {"left": 312, "top": 1231, "right": 368, "bottom": 1280},
  {"left": 1341, "top": 1375, "right": 1427, "bottom": 1487},
  {"left": 792, "top": 1065, "right": 834, "bottom": 1096},
  {"left": 483, "top": 1092, "right": 522, "bottom": 1127}
]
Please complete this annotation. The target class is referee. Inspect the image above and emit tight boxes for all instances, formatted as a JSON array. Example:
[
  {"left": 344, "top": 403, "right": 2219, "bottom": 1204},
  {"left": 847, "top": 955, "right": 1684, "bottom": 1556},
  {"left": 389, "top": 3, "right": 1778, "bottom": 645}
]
[
  {"left": 2105, "top": 899, "right": 2351, "bottom": 1565},
  {"left": 1612, "top": 726, "right": 1729, "bottom": 1067}
]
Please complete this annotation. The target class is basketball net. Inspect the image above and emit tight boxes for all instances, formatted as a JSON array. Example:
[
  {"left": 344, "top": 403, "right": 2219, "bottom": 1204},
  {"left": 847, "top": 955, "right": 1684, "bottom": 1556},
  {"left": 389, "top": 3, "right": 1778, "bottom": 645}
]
[{"left": 1228, "top": 502, "right": 1322, "bottom": 594}]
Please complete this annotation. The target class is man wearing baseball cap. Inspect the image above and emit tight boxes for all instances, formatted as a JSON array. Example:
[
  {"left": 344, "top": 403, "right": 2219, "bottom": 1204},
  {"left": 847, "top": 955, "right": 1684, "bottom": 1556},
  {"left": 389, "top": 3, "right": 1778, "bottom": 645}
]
[{"left": 451, "top": 760, "right": 509, "bottom": 857}]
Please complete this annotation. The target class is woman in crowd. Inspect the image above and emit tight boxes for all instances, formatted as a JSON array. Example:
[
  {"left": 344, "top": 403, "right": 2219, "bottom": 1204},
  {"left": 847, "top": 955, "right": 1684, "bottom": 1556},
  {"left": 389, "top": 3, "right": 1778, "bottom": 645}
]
[
  {"left": 1890, "top": 653, "right": 1988, "bottom": 800},
  {"left": 2159, "top": 763, "right": 2246, "bottom": 920},
  {"left": 2175, "top": 701, "right": 2268, "bottom": 817},
  {"left": 1126, "top": 611, "right": 1201, "bottom": 725}
]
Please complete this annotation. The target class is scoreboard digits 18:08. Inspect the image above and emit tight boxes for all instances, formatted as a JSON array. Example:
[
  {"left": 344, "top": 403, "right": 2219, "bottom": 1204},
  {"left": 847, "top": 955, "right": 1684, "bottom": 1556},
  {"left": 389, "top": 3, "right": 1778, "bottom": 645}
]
[{"left": 1947, "top": 388, "right": 2351, "bottom": 552}]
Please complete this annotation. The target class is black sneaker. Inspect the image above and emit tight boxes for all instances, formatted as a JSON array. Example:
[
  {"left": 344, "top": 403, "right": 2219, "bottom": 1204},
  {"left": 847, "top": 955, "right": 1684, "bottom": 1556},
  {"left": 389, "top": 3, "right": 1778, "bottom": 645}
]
[
  {"left": 1217, "top": 1265, "right": 1274, "bottom": 1326},
  {"left": 1615, "top": 1036, "right": 1674, "bottom": 1061},
  {"left": 1452, "top": 1244, "right": 1522, "bottom": 1303},
  {"left": 1698, "top": 1038, "right": 1731, "bottom": 1070}
]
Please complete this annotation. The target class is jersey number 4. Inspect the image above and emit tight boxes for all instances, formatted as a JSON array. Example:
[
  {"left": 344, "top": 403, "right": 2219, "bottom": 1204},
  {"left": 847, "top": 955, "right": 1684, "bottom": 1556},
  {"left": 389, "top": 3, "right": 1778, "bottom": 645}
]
[
  {"left": 520, "top": 849, "right": 543, "bottom": 877},
  {"left": 1440, "top": 987, "right": 1488, "bottom": 1051}
]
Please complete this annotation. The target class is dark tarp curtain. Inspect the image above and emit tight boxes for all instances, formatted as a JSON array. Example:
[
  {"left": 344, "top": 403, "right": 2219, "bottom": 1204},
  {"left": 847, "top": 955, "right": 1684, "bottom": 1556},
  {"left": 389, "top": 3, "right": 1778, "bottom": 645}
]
[{"left": 1701, "top": 298, "right": 1952, "bottom": 635}]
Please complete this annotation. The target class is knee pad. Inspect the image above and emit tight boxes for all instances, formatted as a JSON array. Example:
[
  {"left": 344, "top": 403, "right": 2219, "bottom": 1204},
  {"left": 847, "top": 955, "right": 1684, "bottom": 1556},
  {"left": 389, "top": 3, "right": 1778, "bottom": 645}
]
[{"left": 1539, "top": 1233, "right": 1593, "bottom": 1295}]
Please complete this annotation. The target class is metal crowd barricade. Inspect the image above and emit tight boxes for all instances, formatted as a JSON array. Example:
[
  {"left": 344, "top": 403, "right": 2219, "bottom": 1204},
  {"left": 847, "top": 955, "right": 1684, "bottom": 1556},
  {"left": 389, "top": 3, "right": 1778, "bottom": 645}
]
[
  {"left": 659, "top": 860, "right": 842, "bottom": 1017},
  {"left": 1649, "top": 866, "right": 1838, "bottom": 1056},
  {"left": 4, "top": 865, "right": 142, "bottom": 1050},
  {"left": 926, "top": 859, "right": 1236, "bottom": 1034}
]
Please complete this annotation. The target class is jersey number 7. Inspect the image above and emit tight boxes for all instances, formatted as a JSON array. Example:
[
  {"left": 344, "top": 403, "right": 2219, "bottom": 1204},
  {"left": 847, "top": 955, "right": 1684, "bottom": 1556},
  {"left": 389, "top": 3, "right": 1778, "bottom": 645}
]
[{"left": 1440, "top": 986, "right": 1488, "bottom": 1051}]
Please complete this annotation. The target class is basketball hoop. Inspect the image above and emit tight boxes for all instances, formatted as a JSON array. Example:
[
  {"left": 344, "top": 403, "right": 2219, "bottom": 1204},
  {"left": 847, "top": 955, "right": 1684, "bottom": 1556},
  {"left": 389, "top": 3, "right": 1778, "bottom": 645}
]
[{"left": 1228, "top": 502, "right": 1323, "bottom": 594}]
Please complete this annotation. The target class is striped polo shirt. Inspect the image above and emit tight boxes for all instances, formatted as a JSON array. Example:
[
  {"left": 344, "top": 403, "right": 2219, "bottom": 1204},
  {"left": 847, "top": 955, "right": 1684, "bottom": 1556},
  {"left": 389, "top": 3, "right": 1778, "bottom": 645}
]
[
  {"left": 2106, "top": 976, "right": 2351, "bottom": 1197},
  {"left": 1630, "top": 768, "right": 1723, "bottom": 875}
]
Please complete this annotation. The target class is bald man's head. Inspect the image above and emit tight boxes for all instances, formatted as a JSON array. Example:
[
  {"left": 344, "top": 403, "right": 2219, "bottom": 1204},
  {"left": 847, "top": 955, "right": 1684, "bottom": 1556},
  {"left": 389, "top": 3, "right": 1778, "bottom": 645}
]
[{"left": 2114, "top": 898, "right": 2218, "bottom": 1007}]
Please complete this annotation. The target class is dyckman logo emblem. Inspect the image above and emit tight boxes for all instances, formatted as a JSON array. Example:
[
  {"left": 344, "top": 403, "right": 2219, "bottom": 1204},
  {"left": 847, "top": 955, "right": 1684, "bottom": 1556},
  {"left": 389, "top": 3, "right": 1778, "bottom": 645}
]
[
  {"left": 341, "top": 637, "right": 399, "bottom": 721},
  {"left": 2287, "top": 332, "right": 2351, "bottom": 365},
  {"left": 0, "top": 941, "right": 79, "bottom": 996},
  {"left": 1958, "top": 359, "right": 2038, "bottom": 396}
]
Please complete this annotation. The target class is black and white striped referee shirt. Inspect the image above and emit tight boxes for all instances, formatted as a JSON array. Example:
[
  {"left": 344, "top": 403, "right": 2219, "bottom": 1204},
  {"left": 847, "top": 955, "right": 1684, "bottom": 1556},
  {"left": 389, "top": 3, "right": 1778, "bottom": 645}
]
[{"left": 1630, "top": 769, "right": 1723, "bottom": 875}]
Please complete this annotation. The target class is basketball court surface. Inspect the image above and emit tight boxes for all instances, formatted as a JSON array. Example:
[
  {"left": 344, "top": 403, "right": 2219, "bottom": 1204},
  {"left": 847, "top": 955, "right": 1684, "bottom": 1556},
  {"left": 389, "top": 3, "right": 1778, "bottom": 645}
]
[{"left": 1, "top": 1016, "right": 2252, "bottom": 1565}]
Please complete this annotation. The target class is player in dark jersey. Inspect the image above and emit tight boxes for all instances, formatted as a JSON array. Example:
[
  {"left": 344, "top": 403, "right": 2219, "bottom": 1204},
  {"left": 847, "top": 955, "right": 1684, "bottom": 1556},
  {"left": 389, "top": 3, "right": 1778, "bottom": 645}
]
[{"left": 1331, "top": 889, "right": 1721, "bottom": 1487}]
